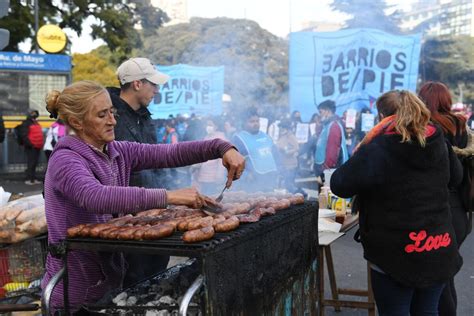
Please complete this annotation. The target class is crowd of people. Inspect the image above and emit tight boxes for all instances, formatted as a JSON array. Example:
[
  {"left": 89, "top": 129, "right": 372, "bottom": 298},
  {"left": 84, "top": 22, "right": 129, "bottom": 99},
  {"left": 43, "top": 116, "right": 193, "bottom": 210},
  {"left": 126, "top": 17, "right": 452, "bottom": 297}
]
[{"left": 0, "top": 55, "right": 469, "bottom": 315}]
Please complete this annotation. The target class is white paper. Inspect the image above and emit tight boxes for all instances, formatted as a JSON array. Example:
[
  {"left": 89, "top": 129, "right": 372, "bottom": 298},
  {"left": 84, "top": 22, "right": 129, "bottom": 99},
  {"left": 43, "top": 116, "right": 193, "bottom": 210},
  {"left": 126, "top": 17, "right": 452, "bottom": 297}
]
[
  {"left": 259, "top": 117, "right": 269, "bottom": 133},
  {"left": 295, "top": 123, "right": 309, "bottom": 143},
  {"left": 361, "top": 113, "right": 375, "bottom": 132},
  {"left": 309, "top": 123, "right": 316, "bottom": 136},
  {"left": 345, "top": 109, "right": 357, "bottom": 129},
  {"left": 318, "top": 218, "right": 342, "bottom": 233},
  {"left": 268, "top": 120, "right": 280, "bottom": 141}
]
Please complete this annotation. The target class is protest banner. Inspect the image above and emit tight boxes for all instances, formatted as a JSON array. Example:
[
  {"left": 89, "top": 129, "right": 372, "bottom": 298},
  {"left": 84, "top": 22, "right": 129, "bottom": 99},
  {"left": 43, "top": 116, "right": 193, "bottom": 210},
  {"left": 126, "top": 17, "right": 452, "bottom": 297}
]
[
  {"left": 289, "top": 28, "right": 421, "bottom": 121},
  {"left": 148, "top": 64, "right": 225, "bottom": 119}
]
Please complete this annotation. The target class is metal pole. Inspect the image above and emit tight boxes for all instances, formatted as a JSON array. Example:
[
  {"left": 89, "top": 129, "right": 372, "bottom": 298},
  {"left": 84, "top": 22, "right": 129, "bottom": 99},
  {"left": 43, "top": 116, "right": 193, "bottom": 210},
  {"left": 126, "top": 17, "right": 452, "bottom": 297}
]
[{"left": 34, "top": 0, "right": 38, "bottom": 53}]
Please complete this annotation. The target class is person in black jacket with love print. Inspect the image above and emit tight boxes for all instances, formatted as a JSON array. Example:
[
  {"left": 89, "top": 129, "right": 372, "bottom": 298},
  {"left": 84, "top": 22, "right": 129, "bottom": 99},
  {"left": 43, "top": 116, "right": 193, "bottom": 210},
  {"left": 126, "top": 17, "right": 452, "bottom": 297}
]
[{"left": 330, "top": 90, "right": 463, "bottom": 315}]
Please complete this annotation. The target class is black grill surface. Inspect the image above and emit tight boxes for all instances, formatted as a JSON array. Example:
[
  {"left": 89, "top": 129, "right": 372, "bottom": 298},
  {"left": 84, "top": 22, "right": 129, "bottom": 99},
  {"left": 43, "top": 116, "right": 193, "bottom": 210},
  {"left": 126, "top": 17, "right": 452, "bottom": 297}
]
[
  {"left": 65, "top": 202, "right": 319, "bottom": 315},
  {"left": 66, "top": 203, "right": 317, "bottom": 258}
]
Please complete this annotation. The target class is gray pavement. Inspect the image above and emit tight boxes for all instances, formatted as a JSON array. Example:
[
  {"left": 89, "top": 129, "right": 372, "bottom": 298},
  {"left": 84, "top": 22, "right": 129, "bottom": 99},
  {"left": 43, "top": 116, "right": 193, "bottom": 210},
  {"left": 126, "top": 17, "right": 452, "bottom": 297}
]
[
  {"left": 324, "top": 229, "right": 474, "bottom": 316},
  {"left": 1, "top": 178, "right": 473, "bottom": 315}
]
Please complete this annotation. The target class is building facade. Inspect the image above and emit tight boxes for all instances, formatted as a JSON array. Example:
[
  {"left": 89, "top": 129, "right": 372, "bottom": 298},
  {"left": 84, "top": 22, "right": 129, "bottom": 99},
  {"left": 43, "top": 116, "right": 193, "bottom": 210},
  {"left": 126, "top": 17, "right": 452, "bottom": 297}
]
[{"left": 400, "top": 0, "right": 474, "bottom": 36}]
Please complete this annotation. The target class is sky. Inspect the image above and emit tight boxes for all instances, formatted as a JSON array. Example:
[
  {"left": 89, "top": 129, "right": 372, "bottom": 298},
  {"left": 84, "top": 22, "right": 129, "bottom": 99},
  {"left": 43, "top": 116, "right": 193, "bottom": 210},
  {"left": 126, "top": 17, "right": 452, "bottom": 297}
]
[{"left": 64, "top": 0, "right": 414, "bottom": 54}]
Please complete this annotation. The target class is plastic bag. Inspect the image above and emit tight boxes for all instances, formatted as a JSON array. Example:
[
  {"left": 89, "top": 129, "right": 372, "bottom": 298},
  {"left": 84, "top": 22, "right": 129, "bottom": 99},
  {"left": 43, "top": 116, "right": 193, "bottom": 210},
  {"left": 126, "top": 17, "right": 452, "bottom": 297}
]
[
  {"left": 0, "top": 187, "right": 11, "bottom": 207},
  {"left": 0, "top": 194, "right": 45, "bottom": 243}
]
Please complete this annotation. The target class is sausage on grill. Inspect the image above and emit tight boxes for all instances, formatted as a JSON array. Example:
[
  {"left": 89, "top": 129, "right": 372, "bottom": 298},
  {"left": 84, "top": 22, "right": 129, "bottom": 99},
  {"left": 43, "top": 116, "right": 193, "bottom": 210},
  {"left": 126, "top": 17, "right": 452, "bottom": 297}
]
[
  {"left": 186, "top": 216, "right": 214, "bottom": 231},
  {"left": 214, "top": 216, "right": 239, "bottom": 232},
  {"left": 182, "top": 226, "right": 215, "bottom": 243},
  {"left": 236, "top": 213, "right": 260, "bottom": 223},
  {"left": 67, "top": 224, "right": 87, "bottom": 238},
  {"left": 142, "top": 224, "right": 175, "bottom": 240},
  {"left": 90, "top": 224, "right": 115, "bottom": 238}
]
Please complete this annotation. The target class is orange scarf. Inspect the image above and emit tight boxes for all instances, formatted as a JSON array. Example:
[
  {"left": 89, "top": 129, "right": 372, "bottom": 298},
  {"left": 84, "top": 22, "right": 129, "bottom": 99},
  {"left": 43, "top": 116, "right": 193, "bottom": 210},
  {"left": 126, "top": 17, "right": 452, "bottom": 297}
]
[{"left": 354, "top": 115, "right": 396, "bottom": 153}]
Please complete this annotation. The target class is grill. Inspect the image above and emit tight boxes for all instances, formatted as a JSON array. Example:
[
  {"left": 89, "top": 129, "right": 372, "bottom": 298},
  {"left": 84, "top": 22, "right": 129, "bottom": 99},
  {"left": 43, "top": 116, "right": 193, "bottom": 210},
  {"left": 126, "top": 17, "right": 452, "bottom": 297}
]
[{"left": 54, "top": 202, "right": 319, "bottom": 315}]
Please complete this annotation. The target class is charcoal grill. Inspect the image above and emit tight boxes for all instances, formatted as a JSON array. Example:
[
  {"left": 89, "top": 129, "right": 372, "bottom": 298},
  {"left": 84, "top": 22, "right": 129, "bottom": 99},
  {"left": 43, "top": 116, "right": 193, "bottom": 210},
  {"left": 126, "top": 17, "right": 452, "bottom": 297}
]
[{"left": 46, "top": 202, "right": 319, "bottom": 315}]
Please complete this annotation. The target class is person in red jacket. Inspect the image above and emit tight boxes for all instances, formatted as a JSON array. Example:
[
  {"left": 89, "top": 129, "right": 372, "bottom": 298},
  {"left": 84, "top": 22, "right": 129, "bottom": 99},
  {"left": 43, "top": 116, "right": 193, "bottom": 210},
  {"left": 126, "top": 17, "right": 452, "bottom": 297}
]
[{"left": 19, "top": 110, "right": 44, "bottom": 185}]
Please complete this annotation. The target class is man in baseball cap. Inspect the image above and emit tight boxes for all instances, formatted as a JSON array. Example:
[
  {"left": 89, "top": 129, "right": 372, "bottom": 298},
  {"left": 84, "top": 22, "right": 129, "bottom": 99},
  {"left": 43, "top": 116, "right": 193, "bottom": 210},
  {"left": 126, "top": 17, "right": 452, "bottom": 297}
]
[
  {"left": 116, "top": 57, "right": 169, "bottom": 86},
  {"left": 107, "top": 58, "right": 170, "bottom": 286}
]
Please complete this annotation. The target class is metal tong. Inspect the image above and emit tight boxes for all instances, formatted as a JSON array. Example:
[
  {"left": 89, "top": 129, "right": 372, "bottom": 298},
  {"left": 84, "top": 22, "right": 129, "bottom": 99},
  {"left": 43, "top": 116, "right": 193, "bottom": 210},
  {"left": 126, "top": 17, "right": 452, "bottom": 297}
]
[{"left": 201, "top": 185, "right": 227, "bottom": 215}]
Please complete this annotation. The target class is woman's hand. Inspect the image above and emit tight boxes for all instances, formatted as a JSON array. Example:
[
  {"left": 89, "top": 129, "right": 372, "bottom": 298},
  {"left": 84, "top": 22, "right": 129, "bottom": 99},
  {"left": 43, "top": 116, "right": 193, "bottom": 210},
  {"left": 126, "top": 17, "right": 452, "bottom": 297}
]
[
  {"left": 222, "top": 148, "right": 246, "bottom": 188},
  {"left": 167, "top": 187, "right": 206, "bottom": 209}
]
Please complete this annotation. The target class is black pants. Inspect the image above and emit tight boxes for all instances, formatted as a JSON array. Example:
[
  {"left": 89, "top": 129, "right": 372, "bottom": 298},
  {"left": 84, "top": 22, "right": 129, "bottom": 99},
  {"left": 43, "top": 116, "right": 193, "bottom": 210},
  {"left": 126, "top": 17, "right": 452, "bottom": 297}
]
[
  {"left": 25, "top": 146, "right": 41, "bottom": 181},
  {"left": 123, "top": 254, "right": 169, "bottom": 288},
  {"left": 438, "top": 192, "right": 469, "bottom": 316}
]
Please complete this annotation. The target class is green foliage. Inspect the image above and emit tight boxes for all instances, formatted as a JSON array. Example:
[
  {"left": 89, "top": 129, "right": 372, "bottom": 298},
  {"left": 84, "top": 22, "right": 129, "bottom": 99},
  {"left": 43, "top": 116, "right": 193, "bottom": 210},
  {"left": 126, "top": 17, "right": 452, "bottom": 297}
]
[
  {"left": 139, "top": 17, "right": 289, "bottom": 111},
  {"left": 0, "top": 0, "right": 168, "bottom": 58},
  {"left": 72, "top": 52, "right": 118, "bottom": 87},
  {"left": 421, "top": 36, "right": 474, "bottom": 104},
  {"left": 331, "top": 0, "right": 401, "bottom": 34}
]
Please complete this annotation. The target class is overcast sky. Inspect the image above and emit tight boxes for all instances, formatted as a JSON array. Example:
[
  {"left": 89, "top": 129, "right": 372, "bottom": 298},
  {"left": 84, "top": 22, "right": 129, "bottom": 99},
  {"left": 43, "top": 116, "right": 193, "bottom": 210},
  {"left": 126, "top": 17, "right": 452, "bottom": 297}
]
[{"left": 63, "top": 0, "right": 413, "bottom": 54}]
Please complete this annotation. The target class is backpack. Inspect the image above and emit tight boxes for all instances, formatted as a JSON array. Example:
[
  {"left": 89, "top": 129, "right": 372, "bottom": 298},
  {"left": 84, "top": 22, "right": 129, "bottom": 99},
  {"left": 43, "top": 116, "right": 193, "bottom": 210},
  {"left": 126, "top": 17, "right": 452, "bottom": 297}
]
[{"left": 13, "top": 123, "right": 25, "bottom": 146}]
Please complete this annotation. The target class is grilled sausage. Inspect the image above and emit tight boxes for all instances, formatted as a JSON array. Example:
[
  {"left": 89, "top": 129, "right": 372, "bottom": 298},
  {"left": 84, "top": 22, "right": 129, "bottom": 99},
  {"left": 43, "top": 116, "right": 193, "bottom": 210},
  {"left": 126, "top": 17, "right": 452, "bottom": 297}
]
[
  {"left": 95, "top": 226, "right": 118, "bottom": 239},
  {"left": 182, "top": 226, "right": 215, "bottom": 243},
  {"left": 135, "top": 209, "right": 168, "bottom": 217},
  {"left": 117, "top": 226, "right": 144, "bottom": 240},
  {"left": 132, "top": 225, "right": 151, "bottom": 240},
  {"left": 89, "top": 224, "right": 116, "bottom": 238},
  {"left": 142, "top": 224, "right": 175, "bottom": 240},
  {"left": 67, "top": 224, "right": 87, "bottom": 238},
  {"left": 177, "top": 215, "right": 203, "bottom": 231},
  {"left": 108, "top": 214, "right": 133, "bottom": 225},
  {"left": 214, "top": 216, "right": 239, "bottom": 232},
  {"left": 78, "top": 224, "right": 96, "bottom": 237},
  {"left": 211, "top": 215, "right": 226, "bottom": 226},
  {"left": 236, "top": 214, "right": 260, "bottom": 223},
  {"left": 187, "top": 216, "right": 214, "bottom": 230},
  {"left": 103, "top": 226, "right": 132, "bottom": 239}
]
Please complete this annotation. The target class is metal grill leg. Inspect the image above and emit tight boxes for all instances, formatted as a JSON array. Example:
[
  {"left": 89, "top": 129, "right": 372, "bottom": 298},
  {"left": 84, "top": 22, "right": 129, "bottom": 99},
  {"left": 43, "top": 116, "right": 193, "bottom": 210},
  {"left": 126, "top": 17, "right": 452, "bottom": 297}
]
[
  {"left": 42, "top": 267, "right": 65, "bottom": 316},
  {"left": 179, "top": 274, "right": 204, "bottom": 316}
]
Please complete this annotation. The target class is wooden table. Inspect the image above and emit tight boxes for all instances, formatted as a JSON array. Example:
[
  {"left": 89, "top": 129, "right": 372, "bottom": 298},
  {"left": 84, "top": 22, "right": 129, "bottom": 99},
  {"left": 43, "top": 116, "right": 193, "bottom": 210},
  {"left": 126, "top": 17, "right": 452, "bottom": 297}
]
[{"left": 317, "top": 214, "right": 376, "bottom": 316}]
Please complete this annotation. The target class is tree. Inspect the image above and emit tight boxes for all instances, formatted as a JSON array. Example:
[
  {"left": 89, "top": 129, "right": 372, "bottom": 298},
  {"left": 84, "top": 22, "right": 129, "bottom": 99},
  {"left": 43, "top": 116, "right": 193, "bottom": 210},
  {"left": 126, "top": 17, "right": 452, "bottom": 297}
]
[
  {"left": 421, "top": 35, "right": 474, "bottom": 104},
  {"left": 72, "top": 52, "right": 118, "bottom": 87},
  {"left": 0, "top": 0, "right": 168, "bottom": 59},
  {"left": 139, "top": 17, "right": 289, "bottom": 112},
  {"left": 331, "top": 0, "right": 401, "bottom": 34}
]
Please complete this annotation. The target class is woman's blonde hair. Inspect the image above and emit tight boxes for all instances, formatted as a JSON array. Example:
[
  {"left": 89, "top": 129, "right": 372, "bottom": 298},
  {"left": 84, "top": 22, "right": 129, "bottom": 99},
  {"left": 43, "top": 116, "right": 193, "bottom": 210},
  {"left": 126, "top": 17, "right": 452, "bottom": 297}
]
[
  {"left": 45, "top": 80, "right": 106, "bottom": 131},
  {"left": 377, "top": 90, "right": 431, "bottom": 146}
]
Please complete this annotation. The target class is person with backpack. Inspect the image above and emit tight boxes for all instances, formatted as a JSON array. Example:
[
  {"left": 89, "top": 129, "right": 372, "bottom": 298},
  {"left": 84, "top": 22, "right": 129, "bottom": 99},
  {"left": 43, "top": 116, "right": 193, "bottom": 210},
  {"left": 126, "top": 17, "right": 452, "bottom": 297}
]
[
  {"left": 330, "top": 90, "right": 463, "bottom": 315},
  {"left": 18, "top": 110, "right": 44, "bottom": 185},
  {"left": 43, "top": 119, "right": 67, "bottom": 161},
  {"left": 418, "top": 81, "right": 471, "bottom": 316}
]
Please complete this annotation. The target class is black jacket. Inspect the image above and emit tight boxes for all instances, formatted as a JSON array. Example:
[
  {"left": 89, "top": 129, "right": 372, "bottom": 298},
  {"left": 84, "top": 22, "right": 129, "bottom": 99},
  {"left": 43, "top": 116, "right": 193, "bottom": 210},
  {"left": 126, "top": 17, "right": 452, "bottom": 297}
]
[
  {"left": 18, "top": 118, "right": 35, "bottom": 147},
  {"left": 107, "top": 87, "right": 162, "bottom": 188},
  {"left": 330, "top": 126, "right": 463, "bottom": 288}
]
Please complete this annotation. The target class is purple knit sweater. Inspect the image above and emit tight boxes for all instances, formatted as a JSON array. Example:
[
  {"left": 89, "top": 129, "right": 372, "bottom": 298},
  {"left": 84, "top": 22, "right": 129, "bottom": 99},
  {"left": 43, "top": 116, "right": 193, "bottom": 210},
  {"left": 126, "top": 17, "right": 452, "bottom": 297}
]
[{"left": 41, "top": 135, "right": 233, "bottom": 310}]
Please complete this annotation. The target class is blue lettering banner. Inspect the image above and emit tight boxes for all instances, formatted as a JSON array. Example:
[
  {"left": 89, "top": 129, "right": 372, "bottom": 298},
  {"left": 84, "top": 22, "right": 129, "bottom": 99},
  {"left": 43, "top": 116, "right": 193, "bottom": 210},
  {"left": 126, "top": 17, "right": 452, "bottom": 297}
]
[
  {"left": 0, "top": 51, "right": 71, "bottom": 72},
  {"left": 149, "top": 64, "right": 225, "bottom": 119},
  {"left": 289, "top": 28, "right": 421, "bottom": 120}
]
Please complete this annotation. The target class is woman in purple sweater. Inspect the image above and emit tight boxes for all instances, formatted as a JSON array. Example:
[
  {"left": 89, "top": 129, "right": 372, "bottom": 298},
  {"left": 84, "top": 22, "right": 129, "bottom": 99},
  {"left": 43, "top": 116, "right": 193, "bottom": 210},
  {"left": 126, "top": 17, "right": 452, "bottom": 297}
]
[{"left": 40, "top": 81, "right": 245, "bottom": 312}]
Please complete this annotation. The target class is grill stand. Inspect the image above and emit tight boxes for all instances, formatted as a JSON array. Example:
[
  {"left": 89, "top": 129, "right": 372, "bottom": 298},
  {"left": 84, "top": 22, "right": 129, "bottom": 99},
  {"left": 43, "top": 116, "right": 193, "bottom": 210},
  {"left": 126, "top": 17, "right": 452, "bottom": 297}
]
[
  {"left": 179, "top": 274, "right": 204, "bottom": 316},
  {"left": 42, "top": 266, "right": 65, "bottom": 315}
]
